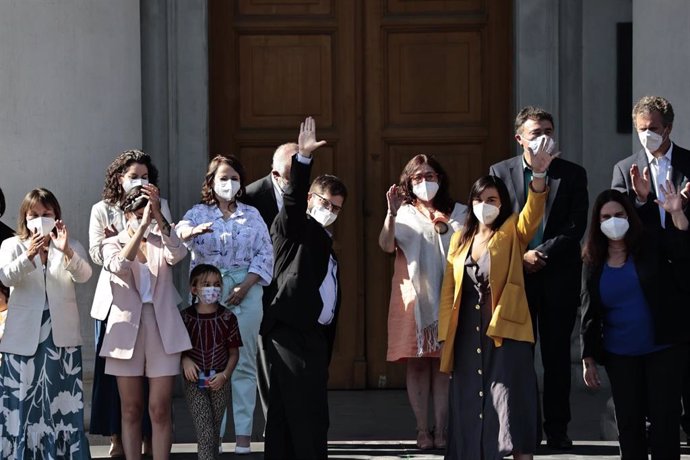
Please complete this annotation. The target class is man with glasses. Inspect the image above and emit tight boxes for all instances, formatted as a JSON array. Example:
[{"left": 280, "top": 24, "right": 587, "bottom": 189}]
[
  {"left": 261, "top": 116, "right": 347, "bottom": 459},
  {"left": 489, "top": 106, "right": 588, "bottom": 449}
]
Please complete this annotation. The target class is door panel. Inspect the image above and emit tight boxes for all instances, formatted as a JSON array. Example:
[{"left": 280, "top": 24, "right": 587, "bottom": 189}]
[
  {"left": 210, "top": 0, "right": 364, "bottom": 389},
  {"left": 210, "top": 0, "right": 511, "bottom": 389},
  {"left": 363, "top": 0, "right": 512, "bottom": 388}
]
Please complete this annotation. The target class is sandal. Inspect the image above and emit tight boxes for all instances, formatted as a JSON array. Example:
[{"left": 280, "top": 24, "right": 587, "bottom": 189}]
[{"left": 416, "top": 429, "right": 434, "bottom": 450}]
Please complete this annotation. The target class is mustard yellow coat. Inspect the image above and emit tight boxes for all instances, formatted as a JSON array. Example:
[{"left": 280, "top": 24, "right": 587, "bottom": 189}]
[{"left": 438, "top": 187, "right": 547, "bottom": 373}]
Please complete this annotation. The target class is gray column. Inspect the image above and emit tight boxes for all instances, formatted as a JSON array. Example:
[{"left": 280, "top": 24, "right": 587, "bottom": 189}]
[{"left": 140, "top": 0, "right": 209, "bottom": 296}]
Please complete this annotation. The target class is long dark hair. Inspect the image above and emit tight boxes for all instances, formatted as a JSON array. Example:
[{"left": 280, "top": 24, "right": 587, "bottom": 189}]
[
  {"left": 458, "top": 176, "right": 513, "bottom": 249},
  {"left": 582, "top": 189, "right": 643, "bottom": 269},
  {"left": 399, "top": 154, "right": 454, "bottom": 215},
  {"left": 102, "top": 150, "right": 159, "bottom": 206}
]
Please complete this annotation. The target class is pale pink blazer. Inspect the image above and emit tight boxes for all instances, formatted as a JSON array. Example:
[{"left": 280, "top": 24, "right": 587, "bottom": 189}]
[{"left": 99, "top": 229, "right": 191, "bottom": 359}]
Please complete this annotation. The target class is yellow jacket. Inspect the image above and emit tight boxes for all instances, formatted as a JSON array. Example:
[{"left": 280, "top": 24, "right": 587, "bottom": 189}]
[{"left": 438, "top": 187, "right": 547, "bottom": 373}]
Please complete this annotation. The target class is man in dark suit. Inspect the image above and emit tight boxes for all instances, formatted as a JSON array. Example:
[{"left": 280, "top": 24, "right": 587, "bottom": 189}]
[
  {"left": 612, "top": 96, "right": 690, "bottom": 228},
  {"left": 262, "top": 117, "right": 346, "bottom": 459},
  {"left": 241, "top": 141, "right": 299, "bottom": 429},
  {"left": 611, "top": 95, "right": 690, "bottom": 443},
  {"left": 489, "top": 106, "right": 588, "bottom": 449}
]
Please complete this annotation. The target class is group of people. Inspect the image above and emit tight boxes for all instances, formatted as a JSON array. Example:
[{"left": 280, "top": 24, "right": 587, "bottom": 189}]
[
  {"left": 381, "top": 96, "right": 690, "bottom": 459},
  {"left": 0, "top": 94, "right": 688, "bottom": 459},
  {"left": 0, "top": 116, "right": 347, "bottom": 460}
]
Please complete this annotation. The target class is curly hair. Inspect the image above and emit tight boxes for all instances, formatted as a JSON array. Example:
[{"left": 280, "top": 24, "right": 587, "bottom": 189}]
[
  {"left": 632, "top": 95, "right": 674, "bottom": 128},
  {"left": 102, "top": 150, "right": 159, "bottom": 206},
  {"left": 200, "top": 155, "right": 247, "bottom": 205},
  {"left": 398, "top": 154, "right": 454, "bottom": 215}
]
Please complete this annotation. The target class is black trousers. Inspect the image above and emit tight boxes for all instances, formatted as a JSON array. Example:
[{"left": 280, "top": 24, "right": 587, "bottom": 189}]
[
  {"left": 264, "top": 323, "right": 329, "bottom": 460},
  {"left": 605, "top": 344, "right": 689, "bottom": 460},
  {"left": 525, "top": 272, "right": 578, "bottom": 439}
]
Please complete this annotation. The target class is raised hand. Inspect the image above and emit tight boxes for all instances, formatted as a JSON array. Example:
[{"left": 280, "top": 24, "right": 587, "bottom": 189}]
[
  {"left": 26, "top": 230, "right": 49, "bottom": 259},
  {"left": 529, "top": 136, "right": 560, "bottom": 174},
  {"left": 298, "top": 116, "right": 326, "bottom": 157},
  {"left": 656, "top": 180, "right": 683, "bottom": 214},
  {"left": 141, "top": 202, "right": 153, "bottom": 226},
  {"left": 141, "top": 184, "right": 161, "bottom": 215},
  {"left": 630, "top": 164, "right": 651, "bottom": 203},
  {"left": 386, "top": 185, "right": 404, "bottom": 216},
  {"left": 51, "top": 220, "right": 74, "bottom": 259}
]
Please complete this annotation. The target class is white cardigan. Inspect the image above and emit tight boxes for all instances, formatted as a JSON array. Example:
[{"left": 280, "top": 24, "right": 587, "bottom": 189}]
[{"left": 0, "top": 236, "right": 92, "bottom": 356}]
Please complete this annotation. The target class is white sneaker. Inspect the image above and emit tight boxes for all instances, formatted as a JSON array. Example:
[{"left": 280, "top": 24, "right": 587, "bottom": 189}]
[{"left": 235, "top": 445, "right": 251, "bottom": 455}]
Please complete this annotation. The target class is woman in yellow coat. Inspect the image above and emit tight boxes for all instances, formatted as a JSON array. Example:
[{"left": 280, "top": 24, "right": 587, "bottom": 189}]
[{"left": 438, "top": 142, "right": 554, "bottom": 459}]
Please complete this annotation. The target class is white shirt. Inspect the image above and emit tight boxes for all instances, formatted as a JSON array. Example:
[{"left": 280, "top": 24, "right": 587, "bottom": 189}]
[
  {"left": 318, "top": 254, "right": 338, "bottom": 325},
  {"left": 271, "top": 174, "right": 285, "bottom": 212},
  {"left": 134, "top": 260, "right": 155, "bottom": 303},
  {"left": 645, "top": 143, "right": 674, "bottom": 228}
]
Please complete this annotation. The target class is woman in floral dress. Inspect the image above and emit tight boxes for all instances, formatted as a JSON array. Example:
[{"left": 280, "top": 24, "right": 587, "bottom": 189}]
[
  {"left": 0, "top": 188, "right": 92, "bottom": 458},
  {"left": 177, "top": 154, "right": 273, "bottom": 454}
]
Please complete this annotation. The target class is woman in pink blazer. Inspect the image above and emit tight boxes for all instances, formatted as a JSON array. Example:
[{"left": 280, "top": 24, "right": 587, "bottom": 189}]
[{"left": 100, "top": 186, "right": 192, "bottom": 460}]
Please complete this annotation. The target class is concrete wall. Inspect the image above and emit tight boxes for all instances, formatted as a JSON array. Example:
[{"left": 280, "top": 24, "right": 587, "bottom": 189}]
[
  {"left": 0, "top": 0, "right": 210, "bottom": 382},
  {"left": 582, "top": 0, "right": 633, "bottom": 197},
  {"left": 0, "top": 1, "right": 142, "bottom": 369},
  {"left": 633, "top": 0, "right": 690, "bottom": 150}
]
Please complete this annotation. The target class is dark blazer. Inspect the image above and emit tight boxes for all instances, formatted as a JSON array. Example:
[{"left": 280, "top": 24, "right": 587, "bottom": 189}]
[
  {"left": 611, "top": 143, "right": 690, "bottom": 228},
  {"left": 242, "top": 174, "right": 281, "bottom": 310},
  {"left": 580, "top": 204, "right": 690, "bottom": 364},
  {"left": 261, "top": 156, "right": 341, "bottom": 360},
  {"left": 489, "top": 155, "right": 589, "bottom": 301},
  {"left": 242, "top": 174, "right": 280, "bottom": 231},
  {"left": 0, "top": 221, "right": 13, "bottom": 245}
]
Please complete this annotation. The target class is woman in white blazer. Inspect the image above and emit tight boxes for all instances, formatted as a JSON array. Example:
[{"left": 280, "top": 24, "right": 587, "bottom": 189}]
[
  {"left": 0, "top": 188, "right": 92, "bottom": 459},
  {"left": 88, "top": 149, "right": 171, "bottom": 455},
  {"left": 100, "top": 187, "right": 191, "bottom": 460}
]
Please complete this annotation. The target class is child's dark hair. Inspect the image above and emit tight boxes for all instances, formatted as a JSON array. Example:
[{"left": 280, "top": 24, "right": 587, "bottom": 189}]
[{"left": 189, "top": 264, "right": 223, "bottom": 302}]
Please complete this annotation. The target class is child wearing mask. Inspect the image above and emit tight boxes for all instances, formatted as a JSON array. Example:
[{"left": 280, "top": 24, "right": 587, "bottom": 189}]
[{"left": 181, "top": 263, "right": 242, "bottom": 459}]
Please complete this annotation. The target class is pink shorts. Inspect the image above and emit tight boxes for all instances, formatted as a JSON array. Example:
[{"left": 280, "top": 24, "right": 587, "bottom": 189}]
[{"left": 105, "top": 303, "right": 181, "bottom": 378}]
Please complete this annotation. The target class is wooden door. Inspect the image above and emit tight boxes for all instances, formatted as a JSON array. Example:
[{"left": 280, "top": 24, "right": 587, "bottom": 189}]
[
  {"left": 363, "top": 0, "right": 513, "bottom": 388},
  {"left": 209, "top": 0, "right": 366, "bottom": 388},
  {"left": 209, "top": 0, "right": 512, "bottom": 389}
]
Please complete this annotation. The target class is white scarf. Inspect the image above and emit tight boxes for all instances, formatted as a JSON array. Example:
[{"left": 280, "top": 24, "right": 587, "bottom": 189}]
[{"left": 395, "top": 202, "right": 467, "bottom": 356}]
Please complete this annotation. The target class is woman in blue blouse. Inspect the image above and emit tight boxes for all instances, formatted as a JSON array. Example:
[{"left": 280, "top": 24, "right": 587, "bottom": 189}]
[
  {"left": 581, "top": 185, "right": 690, "bottom": 459},
  {"left": 177, "top": 155, "right": 273, "bottom": 454}
]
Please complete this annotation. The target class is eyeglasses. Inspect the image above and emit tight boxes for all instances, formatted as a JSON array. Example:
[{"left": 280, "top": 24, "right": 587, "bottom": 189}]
[
  {"left": 410, "top": 172, "right": 439, "bottom": 184},
  {"left": 313, "top": 193, "right": 342, "bottom": 213}
]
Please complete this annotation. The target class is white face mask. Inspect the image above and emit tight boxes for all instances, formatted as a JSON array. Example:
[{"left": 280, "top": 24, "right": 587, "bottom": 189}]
[
  {"left": 26, "top": 216, "right": 56, "bottom": 236},
  {"left": 638, "top": 129, "right": 664, "bottom": 154},
  {"left": 527, "top": 134, "right": 556, "bottom": 154},
  {"left": 600, "top": 216, "right": 629, "bottom": 241},
  {"left": 213, "top": 179, "right": 241, "bottom": 202},
  {"left": 122, "top": 178, "right": 149, "bottom": 194},
  {"left": 472, "top": 202, "right": 500, "bottom": 226},
  {"left": 309, "top": 205, "right": 338, "bottom": 227},
  {"left": 412, "top": 180, "right": 439, "bottom": 202},
  {"left": 198, "top": 286, "right": 221, "bottom": 305}
]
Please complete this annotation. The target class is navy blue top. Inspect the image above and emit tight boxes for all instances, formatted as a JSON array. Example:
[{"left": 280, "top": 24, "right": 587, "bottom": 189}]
[{"left": 600, "top": 258, "right": 669, "bottom": 356}]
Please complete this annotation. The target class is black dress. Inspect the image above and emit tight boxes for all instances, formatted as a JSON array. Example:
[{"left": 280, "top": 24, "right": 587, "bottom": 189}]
[{"left": 446, "top": 251, "right": 537, "bottom": 459}]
